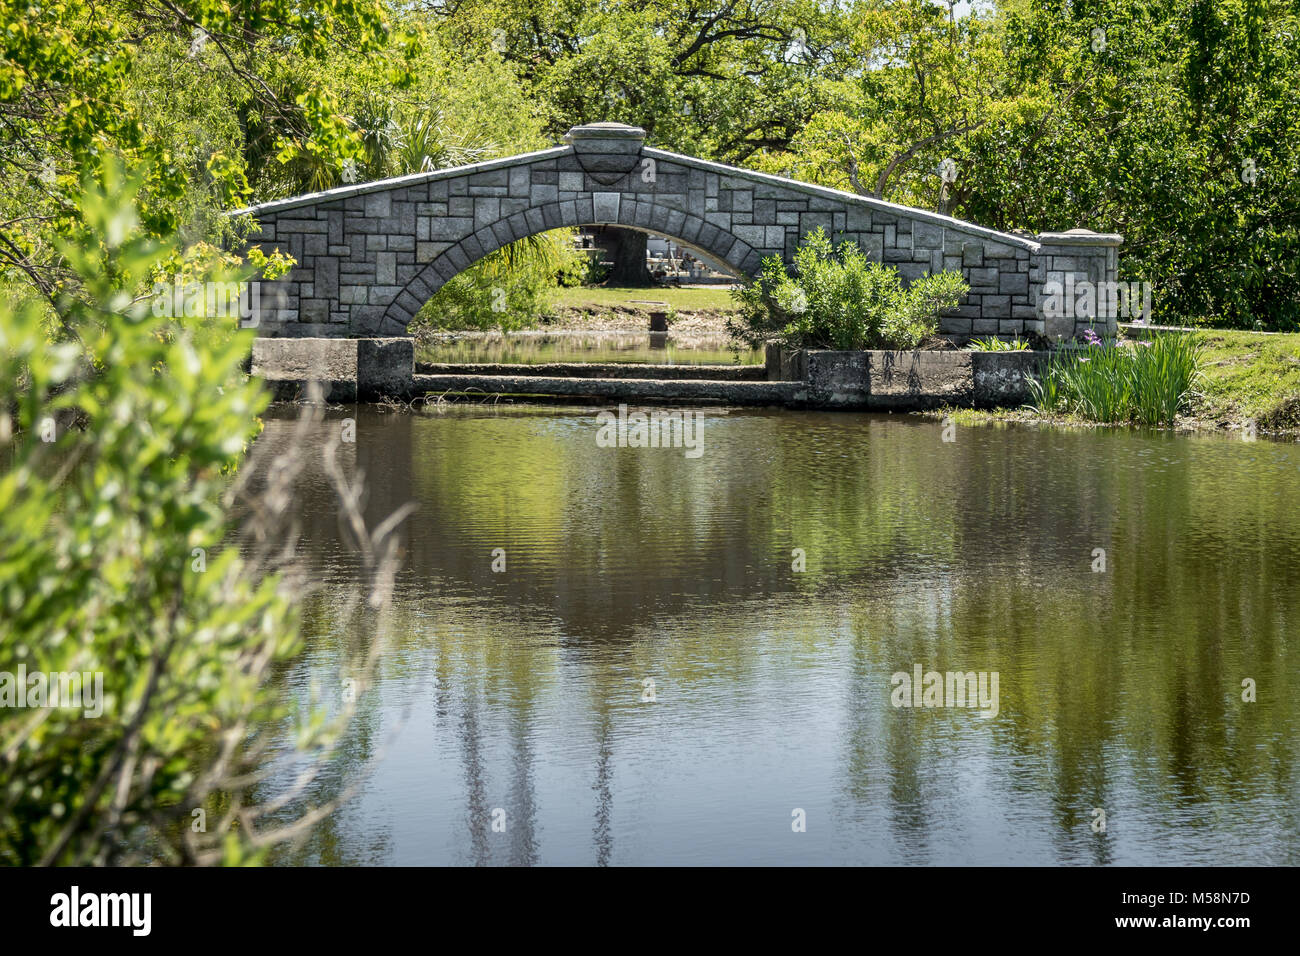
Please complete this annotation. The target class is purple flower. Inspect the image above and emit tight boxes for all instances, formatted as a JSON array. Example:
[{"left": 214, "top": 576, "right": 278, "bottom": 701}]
[
  {"left": 1137, "top": 340, "right": 1153, "bottom": 347},
  {"left": 1082, "top": 327, "right": 1103, "bottom": 346}
]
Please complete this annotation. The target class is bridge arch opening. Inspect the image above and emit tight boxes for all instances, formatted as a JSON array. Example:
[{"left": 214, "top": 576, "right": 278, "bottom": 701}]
[{"left": 385, "top": 199, "right": 757, "bottom": 333}]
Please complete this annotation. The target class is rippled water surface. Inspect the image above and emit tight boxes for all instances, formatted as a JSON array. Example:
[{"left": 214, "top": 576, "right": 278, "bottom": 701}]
[{"left": 260, "top": 406, "right": 1300, "bottom": 865}]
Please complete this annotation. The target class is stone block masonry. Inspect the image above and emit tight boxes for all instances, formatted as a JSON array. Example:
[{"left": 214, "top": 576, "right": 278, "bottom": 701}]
[
  {"left": 1034, "top": 231, "right": 1126, "bottom": 340},
  {"left": 233, "top": 123, "right": 1123, "bottom": 342}
]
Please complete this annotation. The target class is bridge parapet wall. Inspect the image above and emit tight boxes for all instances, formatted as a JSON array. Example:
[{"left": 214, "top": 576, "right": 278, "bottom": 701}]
[{"left": 234, "top": 123, "right": 1121, "bottom": 342}]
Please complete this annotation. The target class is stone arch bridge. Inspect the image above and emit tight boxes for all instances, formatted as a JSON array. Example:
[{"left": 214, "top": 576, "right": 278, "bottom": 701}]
[{"left": 234, "top": 123, "right": 1121, "bottom": 342}]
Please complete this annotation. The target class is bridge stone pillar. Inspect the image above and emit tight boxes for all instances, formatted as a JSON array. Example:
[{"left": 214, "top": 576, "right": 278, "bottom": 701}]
[{"left": 1032, "top": 230, "right": 1125, "bottom": 341}]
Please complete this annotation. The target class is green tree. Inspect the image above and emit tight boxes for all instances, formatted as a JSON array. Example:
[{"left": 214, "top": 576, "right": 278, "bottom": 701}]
[
  {"left": 0, "top": 161, "right": 401, "bottom": 865},
  {"left": 413, "top": 230, "right": 584, "bottom": 333},
  {"left": 957, "top": 0, "right": 1300, "bottom": 328},
  {"left": 432, "top": 0, "right": 854, "bottom": 282},
  {"left": 765, "top": 0, "right": 1046, "bottom": 210},
  {"left": 437, "top": 0, "right": 851, "bottom": 160},
  {"left": 0, "top": 0, "right": 415, "bottom": 302},
  {"left": 750, "top": 0, "right": 1298, "bottom": 329}
]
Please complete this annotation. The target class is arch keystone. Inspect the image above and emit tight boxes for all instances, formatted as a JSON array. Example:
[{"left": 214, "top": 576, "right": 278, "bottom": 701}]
[{"left": 566, "top": 123, "right": 645, "bottom": 186}]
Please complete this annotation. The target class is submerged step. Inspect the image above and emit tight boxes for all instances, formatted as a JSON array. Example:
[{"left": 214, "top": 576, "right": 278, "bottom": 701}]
[
  {"left": 416, "top": 361, "right": 766, "bottom": 381},
  {"left": 413, "top": 374, "right": 802, "bottom": 406}
]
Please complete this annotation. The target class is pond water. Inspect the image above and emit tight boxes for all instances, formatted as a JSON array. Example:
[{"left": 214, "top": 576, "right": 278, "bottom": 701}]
[
  {"left": 261, "top": 405, "right": 1300, "bottom": 866},
  {"left": 417, "top": 330, "right": 761, "bottom": 366}
]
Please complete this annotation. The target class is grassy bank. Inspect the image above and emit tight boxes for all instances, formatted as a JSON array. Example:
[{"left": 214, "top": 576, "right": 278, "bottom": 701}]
[
  {"left": 551, "top": 285, "right": 739, "bottom": 312},
  {"left": 411, "top": 284, "right": 741, "bottom": 343},
  {"left": 414, "top": 285, "right": 751, "bottom": 365},
  {"left": 1190, "top": 331, "right": 1300, "bottom": 431},
  {"left": 532, "top": 285, "right": 739, "bottom": 336},
  {"left": 931, "top": 330, "right": 1300, "bottom": 437}
]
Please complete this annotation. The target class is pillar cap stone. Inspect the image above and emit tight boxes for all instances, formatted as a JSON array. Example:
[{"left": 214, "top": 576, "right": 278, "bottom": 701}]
[
  {"left": 1037, "top": 229, "right": 1123, "bottom": 247},
  {"left": 564, "top": 122, "right": 647, "bottom": 143}
]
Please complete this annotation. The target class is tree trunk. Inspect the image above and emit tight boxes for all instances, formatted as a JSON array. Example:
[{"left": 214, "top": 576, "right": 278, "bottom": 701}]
[{"left": 592, "top": 227, "right": 651, "bottom": 286}]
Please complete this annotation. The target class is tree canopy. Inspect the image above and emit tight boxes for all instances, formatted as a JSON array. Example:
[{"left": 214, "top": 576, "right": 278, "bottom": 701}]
[{"left": 1, "top": 0, "right": 1296, "bottom": 327}]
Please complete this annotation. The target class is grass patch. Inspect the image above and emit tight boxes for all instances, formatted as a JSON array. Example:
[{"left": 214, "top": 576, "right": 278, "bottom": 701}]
[
  {"left": 1187, "top": 330, "right": 1300, "bottom": 429},
  {"left": 936, "top": 408, "right": 1002, "bottom": 427},
  {"left": 1029, "top": 334, "right": 1201, "bottom": 426},
  {"left": 552, "top": 285, "right": 739, "bottom": 312},
  {"left": 934, "top": 329, "right": 1300, "bottom": 435},
  {"left": 968, "top": 336, "right": 1030, "bottom": 351}
]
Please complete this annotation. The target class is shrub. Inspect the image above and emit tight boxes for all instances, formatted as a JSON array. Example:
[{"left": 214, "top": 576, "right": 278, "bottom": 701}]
[
  {"left": 0, "top": 161, "right": 403, "bottom": 865},
  {"left": 727, "top": 228, "right": 969, "bottom": 351}
]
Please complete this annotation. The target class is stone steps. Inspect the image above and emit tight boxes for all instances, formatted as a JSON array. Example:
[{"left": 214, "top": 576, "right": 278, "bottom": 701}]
[
  {"left": 251, "top": 338, "right": 1041, "bottom": 410},
  {"left": 415, "top": 361, "right": 767, "bottom": 381},
  {"left": 412, "top": 373, "right": 802, "bottom": 406}
]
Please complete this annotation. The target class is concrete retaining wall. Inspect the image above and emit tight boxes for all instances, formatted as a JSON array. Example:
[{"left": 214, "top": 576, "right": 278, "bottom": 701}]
[
  {"left": 416, "top": 361, "right": 764, "bottom": 381},
  {"left": 251, "top": 337, "right": 414, "bottom": 401},
  {"left": 775, "top": 347, "right": 1042, "bottom": 409}
]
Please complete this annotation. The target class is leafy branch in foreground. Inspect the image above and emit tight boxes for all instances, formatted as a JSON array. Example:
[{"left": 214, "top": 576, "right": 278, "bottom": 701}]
[{"left": 0, "top": 158, "right": 409, "bottom": 865}]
